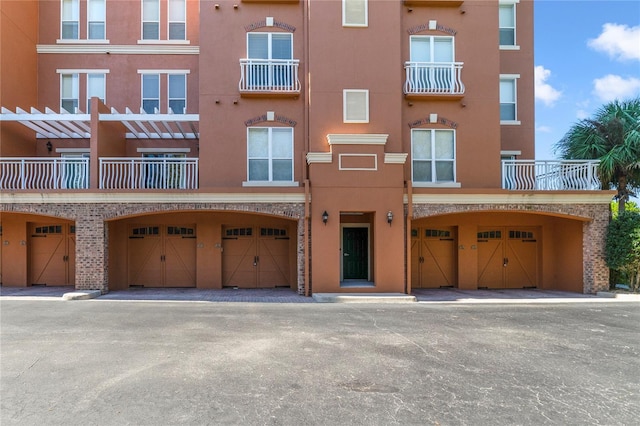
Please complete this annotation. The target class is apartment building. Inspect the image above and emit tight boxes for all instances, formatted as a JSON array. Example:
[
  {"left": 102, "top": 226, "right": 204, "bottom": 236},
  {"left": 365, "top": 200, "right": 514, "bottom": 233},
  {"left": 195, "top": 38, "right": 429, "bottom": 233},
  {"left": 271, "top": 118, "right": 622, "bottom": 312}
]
[{"left": 0, "top": 0, "right": 612, "bottom": 295}]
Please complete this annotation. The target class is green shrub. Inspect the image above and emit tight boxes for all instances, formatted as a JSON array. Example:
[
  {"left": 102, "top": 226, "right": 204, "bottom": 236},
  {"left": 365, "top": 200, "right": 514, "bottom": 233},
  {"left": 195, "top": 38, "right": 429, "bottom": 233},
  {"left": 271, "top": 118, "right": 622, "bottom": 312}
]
[{"left": 605, "top": 211, "right": 640, "bottom": 291}]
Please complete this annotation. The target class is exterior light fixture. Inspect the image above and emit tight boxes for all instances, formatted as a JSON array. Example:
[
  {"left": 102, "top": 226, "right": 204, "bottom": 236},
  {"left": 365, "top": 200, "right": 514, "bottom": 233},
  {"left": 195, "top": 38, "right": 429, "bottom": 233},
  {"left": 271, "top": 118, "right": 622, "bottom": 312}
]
[
  {"left": 322, "top": 211, "right": 329, "bottom": 225},
  {"left": 387, "top": 211, "right": 393, "bottom": 226},
  {"left": 46, "top": 141, "right": 52, "bottom": 152}
]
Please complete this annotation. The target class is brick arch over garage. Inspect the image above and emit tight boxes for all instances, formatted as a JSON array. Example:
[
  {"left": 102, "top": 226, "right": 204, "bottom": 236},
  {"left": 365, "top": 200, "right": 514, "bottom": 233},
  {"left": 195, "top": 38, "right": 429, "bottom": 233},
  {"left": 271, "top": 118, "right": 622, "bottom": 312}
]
[{"left": 409, "top": 202, "right": 610, "bottom": 294}]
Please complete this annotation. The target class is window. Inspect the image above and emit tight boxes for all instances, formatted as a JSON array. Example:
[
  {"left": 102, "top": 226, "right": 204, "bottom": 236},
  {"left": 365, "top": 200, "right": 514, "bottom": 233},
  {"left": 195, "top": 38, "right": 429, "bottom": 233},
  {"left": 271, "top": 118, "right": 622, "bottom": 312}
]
[
  {"left": 343, "top": 90, "right": 369, "bottom": 123},
  {"left": 409, "top": 36, "right": 455, "bottom": 92},
  {"left": 412, "top": 129, "right": 456, "bottom": 184},
  {"left": 244, "top": 33, "right": 294, "bottom": 90},
  {"left": 142, "top": 153, "right": 187, "bottom": 189},
  {"left": 61, "top": 74, "right": 79, "bottom": 113},
  {"left": 248, "top": 33, "right": 293, "bottom": 60},
  {"left": 88, "top": 0, "right": 106, "bottom": 39},
  {"left": 500, "top": 76, "right": 519, "bottom": 123},
  {"left": 142, "top": 0, "right": 160, "bottom": 40},
  {"left": 499, "top": 1, "right": 518, "bottom": 47},
  {"left": 61, "top": 0, "right": 79, "bottom": 39},
  {"left": 169, "top": 0, "right": 186, "bottom": 40},
  {"left": 168, "top": 74, "right": 186, "bottom": 113},
  {"left": 247, "top": 127, "right": 293, "bottom": 183},
  {"left": 343, "top": 0, "right": 367, "bottom": 27},
  {"left": 87, "top": 73, "right": 106, "bottom": 112},
  {"left": 142, "top": 74, "right": 160, "bottom": 113}
]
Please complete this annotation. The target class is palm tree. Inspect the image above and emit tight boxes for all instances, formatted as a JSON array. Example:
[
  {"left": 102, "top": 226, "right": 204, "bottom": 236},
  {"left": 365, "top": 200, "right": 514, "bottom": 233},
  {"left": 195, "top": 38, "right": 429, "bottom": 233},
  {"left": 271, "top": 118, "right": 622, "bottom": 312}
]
[{"left": 555, "top": 98, "right": 640, "bottom": 212}]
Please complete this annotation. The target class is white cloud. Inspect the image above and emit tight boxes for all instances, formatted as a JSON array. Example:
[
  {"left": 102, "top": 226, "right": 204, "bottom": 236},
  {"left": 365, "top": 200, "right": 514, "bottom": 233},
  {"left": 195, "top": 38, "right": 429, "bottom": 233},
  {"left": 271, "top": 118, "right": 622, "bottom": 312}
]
[
  {"left": 535, "top": 125, "right": 553, "bottom": 133},
  {"left": 588, "top": 23, "right": 640, "bottom": 62},
  {"left": 576, "top": 110, "right": 590, "bottom": 120},
  {"left": 534, "top": 65, "right": 562, "bottom": 106},
  {"left": 592, "top": 74, "right": 640, "bottom": 102}
]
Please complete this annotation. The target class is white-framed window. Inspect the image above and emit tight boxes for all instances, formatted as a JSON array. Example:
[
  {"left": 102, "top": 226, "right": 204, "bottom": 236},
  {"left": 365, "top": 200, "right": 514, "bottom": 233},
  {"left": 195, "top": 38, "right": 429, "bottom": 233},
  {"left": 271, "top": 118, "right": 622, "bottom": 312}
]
[
  {"left": 247, "top": 127, "right": 294, "bottom": 183},
  {"left": 499, "top": 0, "right": 518, "bottom": 48},
  {"left": 343, "top": 89, "right": 369, "bottom": 123},
  {"left": 61, "top": 0, "right": 79, "bottom": 40},
  {"left": 411, "top": 128, "right": 456, "bottom": 184},
  {"left": 60, "top": 73, "right": 79, "bottom": 112},
  {"left": 168, "top": 0, "right": 186, "bottom": 40},
  {"left": 87, "top": 73, "right": 106, "bottom": 112},
  {"left": 500, "top": 75, "right": 520, "bottom": 124},
  {"left": 142, "top": 0, "right": 160, "bottom": 40},
  {"left": 343, "top": 0, "right": 367, "bottom": 27},
  {"left": 409, "top": 36, "right": 455, "bottom": 91},
  {"left": 247, "top": 32, "right": 293, "bottom": 60},
  {"left": 168, "top": 74, "right": 186, "bottom": 114},
  {"left": 88, "top": 0, "right": 106, "bottom": 40},
  {"left": 141, "top": 73, "right": 160, "bottom": 113}
]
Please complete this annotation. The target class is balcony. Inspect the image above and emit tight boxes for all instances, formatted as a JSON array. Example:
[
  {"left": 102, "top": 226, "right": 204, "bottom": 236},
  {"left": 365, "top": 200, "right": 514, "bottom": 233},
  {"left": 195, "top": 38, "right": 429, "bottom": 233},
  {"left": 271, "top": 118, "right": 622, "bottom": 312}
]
[
  {"left": 502, "top": 160, "right": 601, "bottom": 191},
  {"left": 0, "top": 157, "right": 89, "bottom": 190},
  {"left": 239, "top": 59, "right": 301, "bottom": 96},
  {"left": 100, "top": 157, "right": 198, "bottom": 190},
  {"left": 404, "top": 62, "right": 465, "bottom": 97}
]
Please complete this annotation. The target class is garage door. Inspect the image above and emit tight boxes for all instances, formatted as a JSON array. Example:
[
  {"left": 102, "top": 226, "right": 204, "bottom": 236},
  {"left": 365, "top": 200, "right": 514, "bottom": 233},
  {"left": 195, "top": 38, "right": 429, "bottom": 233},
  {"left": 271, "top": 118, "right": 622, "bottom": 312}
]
[
  {"left": 128, "top": 225, "right": 196, "bottom": 287},
  {"left": 411, "top": 227, "right": 457, "bottom": 289},
  {"left": 477, "top": 227, "right": 538, "bottom": 289},
  {"left": 29, "top": 223, "right": 75, "bottom": 286},
  {"left": 222, "top": 226, "right": 290, "bottom": 288}
]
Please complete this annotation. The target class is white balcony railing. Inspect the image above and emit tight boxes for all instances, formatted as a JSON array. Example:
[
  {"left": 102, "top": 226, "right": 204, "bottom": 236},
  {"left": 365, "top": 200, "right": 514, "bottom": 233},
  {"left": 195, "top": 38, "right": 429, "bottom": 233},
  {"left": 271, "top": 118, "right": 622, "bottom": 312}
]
[
  {"left": 0, "top": 157, "right": 89, "bottom": 190},
  {"left": 502, "top": 160, "right": 601, "bottom": 191},
  {"left": 404, "top": 61, "right": 465, "bottom": 95},
  {"left": 100, "top": 157, "right": 198, "bottom": 190},
  {"left": 239, "top": 59, "right": 301, "bottom": 93}
]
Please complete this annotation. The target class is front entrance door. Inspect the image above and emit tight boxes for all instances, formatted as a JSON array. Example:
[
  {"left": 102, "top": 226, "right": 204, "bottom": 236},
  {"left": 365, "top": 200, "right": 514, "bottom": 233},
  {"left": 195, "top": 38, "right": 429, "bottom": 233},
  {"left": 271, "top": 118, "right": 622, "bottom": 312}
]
[
  {"left": 127, "top": 225, "right": 196, "bottom": 287},
  {"left": 29, "top": 223, "right": 75, "bottom": 286},
  {"left": 477, "top": 227, "right": 539, "bottom": 289},
  {"left": 222, "top": 226, "right": 291, "bottom": 288},
  {"left": 342, "top": 226, "right": 369, "bottom": 280},
  {"left": 411, "top": 227, "right": 457, "bottom": 289}
]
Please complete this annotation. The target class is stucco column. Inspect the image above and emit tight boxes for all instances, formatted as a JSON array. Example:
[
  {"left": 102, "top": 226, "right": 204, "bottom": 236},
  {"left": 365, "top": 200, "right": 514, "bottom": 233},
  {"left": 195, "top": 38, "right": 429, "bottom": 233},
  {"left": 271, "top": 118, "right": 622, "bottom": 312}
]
[
  {"left": 75, "top": 209, "right": 108, "bottom": 293},
  {"left": 583, "top": 209, "right": 610, "bottom": 294},
  {"left": 297, "top": 217, "right": 306, "bottom": 295}
]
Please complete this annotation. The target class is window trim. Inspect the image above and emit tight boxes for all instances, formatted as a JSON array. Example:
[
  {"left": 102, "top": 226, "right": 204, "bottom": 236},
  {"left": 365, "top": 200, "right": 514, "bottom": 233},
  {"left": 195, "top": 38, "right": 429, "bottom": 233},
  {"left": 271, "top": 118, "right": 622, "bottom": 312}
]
[
  {"left": 244, "top": 127, "right": 297, "bottom": 187},
  {"left": 87, "top": 0, "right": 106, "bottom": 40},
  {"left": 60, "top": 73, "right": 79, "bottom": 113},
  {"left": 500, "top": 74, "right": 521, "bottom": 125},
  {"left": 409, "top": 35, "right": 455, "bottom": 62},
  {"left": 168, "top": 73, "right": 187, "bottom": 114},
  {"left": 141, "top": 73, "right": 161, "bottom": 114},
  {"left": 342, "top": 0, "right": 368, "bottom": 28},
  {"left": 246, "top": 32, "right": 294, "bottom": 60},
  {"left": 168, "top": 0, "right": 186, "bottom": 41},
  {"left": 141, "top": 0, "right": 161, "bottom": 41},
  {"left": 343, "top": 89, "right": 370, "bottom": 123},
  {"left": 60, "top": 0, "right": 79, "bottom": 40},
  {"left": 411, "top": 128, "right": 460, "bottom": 187},
  {"left": 498, "top": 0, "right": 519, "bottom": 50}
]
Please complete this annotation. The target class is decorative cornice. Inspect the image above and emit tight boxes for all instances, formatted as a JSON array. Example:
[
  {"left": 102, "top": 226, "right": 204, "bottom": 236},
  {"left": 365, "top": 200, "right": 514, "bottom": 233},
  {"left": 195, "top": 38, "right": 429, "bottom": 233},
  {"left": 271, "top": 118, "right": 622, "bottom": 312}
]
[
  {"left": 0, "top": 192, "right": 306, "bottom": 204},
  {"left": 326, "top": 134, "right": 388, "bottom": 145},
  {"left": 37, "top": 44, "right": 199, "bottom": 55},
  {"left": 384, "top": 153, "right": 409, "bottom": 164},
  {"left": 407, "top": 192, "right": 615, "bottom": 205},
  {"left": 306, "top": 152, "right": 333, "bottom": 164}
]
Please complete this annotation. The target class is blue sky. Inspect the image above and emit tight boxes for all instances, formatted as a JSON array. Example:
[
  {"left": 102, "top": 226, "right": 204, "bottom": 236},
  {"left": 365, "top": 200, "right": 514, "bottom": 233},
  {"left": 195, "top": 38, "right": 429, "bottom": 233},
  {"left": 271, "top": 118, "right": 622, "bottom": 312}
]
[{"left": 534, "top": 0, "right": 640, "bottom": 160}]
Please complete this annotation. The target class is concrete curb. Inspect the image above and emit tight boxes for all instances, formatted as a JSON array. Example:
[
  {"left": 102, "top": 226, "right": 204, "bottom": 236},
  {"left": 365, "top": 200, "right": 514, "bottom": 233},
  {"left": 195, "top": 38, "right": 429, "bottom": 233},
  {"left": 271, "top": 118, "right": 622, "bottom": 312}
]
[
  {"left": 62, "top": 290, "right": 102, "bottom": 301},
  {"left": 597, "top": 291, "right": 640, "bottom": 301},
  {"left": 312, "top": 293, "right": 417, "bottom": 303}
]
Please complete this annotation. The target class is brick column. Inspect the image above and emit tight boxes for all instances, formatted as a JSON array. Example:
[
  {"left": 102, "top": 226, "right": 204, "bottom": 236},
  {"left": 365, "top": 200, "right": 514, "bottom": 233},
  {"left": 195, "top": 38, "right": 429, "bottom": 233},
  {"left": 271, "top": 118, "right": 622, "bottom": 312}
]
[
  {"left": 583, "top": 208, "right": 610, "bottom": 293},
  {"left": 75, "top": 209, "right": 108, "bottom": 293},
  {"left": 296, "top": 217, "right": 307, "bottom": 295}
]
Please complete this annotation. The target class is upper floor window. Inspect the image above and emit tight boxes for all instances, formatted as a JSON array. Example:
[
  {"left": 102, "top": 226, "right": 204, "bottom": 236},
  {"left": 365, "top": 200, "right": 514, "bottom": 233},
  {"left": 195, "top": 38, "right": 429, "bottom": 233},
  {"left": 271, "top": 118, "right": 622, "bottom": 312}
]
[
  {"left": 500, "top": 75, "right": 520, "bottom": 124},
  {"left": 411, "top": 129, "right": 456, "bottom": 185},
  {"left": 61, "top": 0, "right": 79, "bottom": 39},
  {"left": 499, "top": 0, "right": 518, "bottom": 48},
  {"left": 247, "top": 127, "right": 294, "bottom": 184},
  {"left": 61, "top": 73, "right": 79, "bottom": 112},
  {"left": 343, "top": 89, "right": 369, "bottom": 123},
  {"left": 248, "top": 33, "right": 292, "bottom": 60},
  {"left": 87, "top": 73, "right": 106, "bottom": 112},
  {"left": 142, "top": 0, "right": 186, "bottom": 41},
  {"left": 88, "top": 0, "right": 106, "bottom": 40},
  {"left": 142, "top": 73, "right": 160, "bottom": 112},
  {"left": 343, "top": 0, "right": 367, "bottom": 27},
  {"left": 168, "top": 74, "right": 186, "bottom": 113},
  {"left": 140, "top": 71, "right": 188, "bottom": 113}
]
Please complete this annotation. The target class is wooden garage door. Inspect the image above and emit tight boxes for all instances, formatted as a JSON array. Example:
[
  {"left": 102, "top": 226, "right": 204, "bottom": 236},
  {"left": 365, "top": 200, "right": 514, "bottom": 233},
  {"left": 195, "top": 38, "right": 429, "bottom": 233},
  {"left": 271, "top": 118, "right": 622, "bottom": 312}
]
[
  {"left": 128, "top": 225, "right": 196, "bottom": 288},
  {"left": 477, "top": 227, "right": 538, "bottom": 289},
  {"left": 411, "top": 227, "right": 457, "bottom": 289},
  {"left": 29, "top": 224, "right": 75, "bottom": 286},
  {"left": 222, "top": 226, "right": 290, "bottom": 288}
]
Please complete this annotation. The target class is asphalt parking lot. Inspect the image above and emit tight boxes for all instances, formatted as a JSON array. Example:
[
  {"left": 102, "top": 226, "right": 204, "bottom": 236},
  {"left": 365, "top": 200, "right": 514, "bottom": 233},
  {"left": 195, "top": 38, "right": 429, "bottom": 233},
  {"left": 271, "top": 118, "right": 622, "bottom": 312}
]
[{"left": 1, "top": 297, "right": 639, "bottom": 425}]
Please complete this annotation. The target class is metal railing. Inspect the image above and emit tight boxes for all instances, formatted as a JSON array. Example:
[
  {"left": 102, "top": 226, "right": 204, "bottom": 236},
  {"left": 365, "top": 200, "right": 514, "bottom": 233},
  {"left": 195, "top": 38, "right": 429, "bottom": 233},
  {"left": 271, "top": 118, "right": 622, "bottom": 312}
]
[
  {"left": 404, "top": 61, "right": 465, "bottom": 95},
  {"left": 100, "top": 157, "right": 198, "bottom": 189},
  {"left": 0, "top": 157, "right": 89, "bottom": 190},
  {"left": 502, "top": 160, "right": 601, "bottom": 190},
  {"left": 239, "top": 59, "right": 301, "bottom": 93}
]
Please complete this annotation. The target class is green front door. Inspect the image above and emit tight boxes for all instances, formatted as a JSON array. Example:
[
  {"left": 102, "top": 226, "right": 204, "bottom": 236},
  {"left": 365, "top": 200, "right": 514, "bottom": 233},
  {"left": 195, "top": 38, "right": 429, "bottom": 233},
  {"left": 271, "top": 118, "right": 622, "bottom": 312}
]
[{"left": 342, "top": 227, "right": 369, "bottom": 280}]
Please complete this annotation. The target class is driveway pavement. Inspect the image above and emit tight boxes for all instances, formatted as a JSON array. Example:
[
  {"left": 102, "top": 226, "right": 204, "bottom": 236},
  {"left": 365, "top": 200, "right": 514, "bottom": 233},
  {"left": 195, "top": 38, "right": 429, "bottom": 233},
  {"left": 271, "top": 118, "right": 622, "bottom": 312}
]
[{"left": 1, "top": 295, "right": 638, "bottom": 425}]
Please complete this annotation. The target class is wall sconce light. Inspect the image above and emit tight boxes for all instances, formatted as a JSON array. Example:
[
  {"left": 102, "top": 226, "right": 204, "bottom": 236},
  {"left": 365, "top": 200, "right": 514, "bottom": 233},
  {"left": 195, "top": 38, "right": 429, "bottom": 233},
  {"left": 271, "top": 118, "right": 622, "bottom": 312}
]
[
  {"left": 322, "top": 211, "right": 329, "bottom": 225},
  {"left": 46, "top": 141, "right": 52, "bottom": 152},
  {"left": 387, "top": 211, "right": 394, "bottom": 226},
  {"left": 214, "top": 3, "right": 219, "bottom": 9}
]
